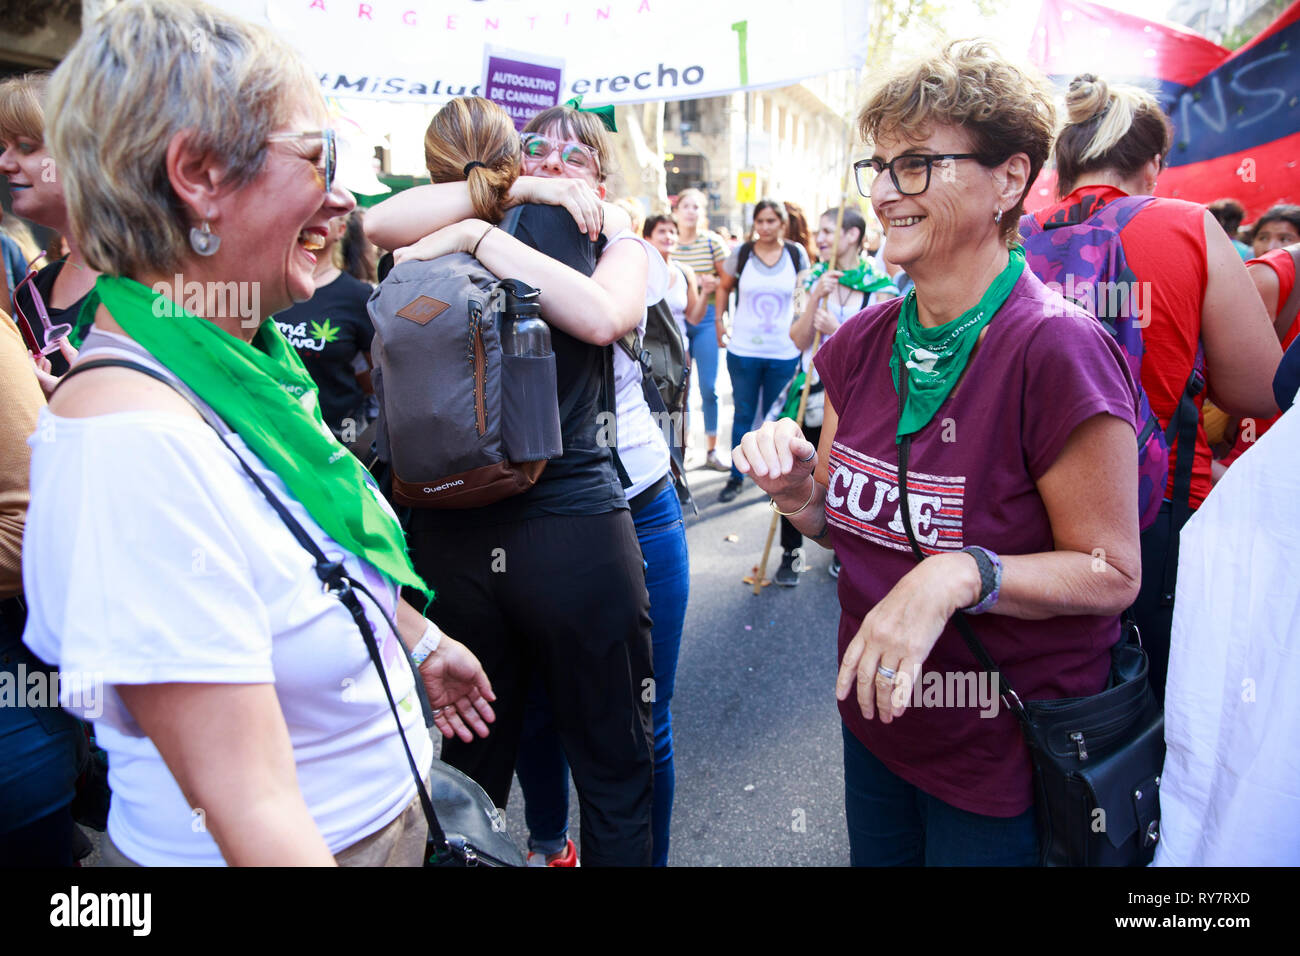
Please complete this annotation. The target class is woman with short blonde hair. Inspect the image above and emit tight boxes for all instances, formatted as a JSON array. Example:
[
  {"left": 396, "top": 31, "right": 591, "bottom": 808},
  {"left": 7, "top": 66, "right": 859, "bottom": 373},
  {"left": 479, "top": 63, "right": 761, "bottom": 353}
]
[
  {"left": 23, "top": 0, "right": 495, "bottom": 867},
  {"left": 735, "top": 39, "right": 1143, "bottom": 865}
]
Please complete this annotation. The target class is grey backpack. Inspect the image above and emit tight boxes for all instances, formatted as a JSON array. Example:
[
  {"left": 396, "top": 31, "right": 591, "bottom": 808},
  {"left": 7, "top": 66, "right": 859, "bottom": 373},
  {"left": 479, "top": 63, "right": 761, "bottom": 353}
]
[{"left": 368, "top": 219, "right": 564, "bottom": 509}]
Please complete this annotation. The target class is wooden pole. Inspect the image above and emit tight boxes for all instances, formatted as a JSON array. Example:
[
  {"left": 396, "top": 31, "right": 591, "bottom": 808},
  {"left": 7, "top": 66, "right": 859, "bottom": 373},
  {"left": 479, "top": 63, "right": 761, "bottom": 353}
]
[
  {"left": 747, "top": 70, "right": 857, "bottom": 594},
  {"left": 748, "top": 208, "right": 845, "bottom": 594}
]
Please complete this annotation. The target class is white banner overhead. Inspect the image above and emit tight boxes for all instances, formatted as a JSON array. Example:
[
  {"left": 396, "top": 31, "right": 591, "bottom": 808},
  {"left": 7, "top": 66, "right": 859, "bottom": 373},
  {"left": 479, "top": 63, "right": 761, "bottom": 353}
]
[{"left": 208, "top": 0, "right": 873, "bottom": 105}]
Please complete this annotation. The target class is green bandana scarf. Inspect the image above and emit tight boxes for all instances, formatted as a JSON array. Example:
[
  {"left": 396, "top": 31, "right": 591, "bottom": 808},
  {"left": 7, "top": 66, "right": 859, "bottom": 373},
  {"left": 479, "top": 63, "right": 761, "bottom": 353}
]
[
  {"left": 91, "top": 275, "right": 432, "bottom": 605},
  {"left": 803, "top": 256, "right": 897, "bottom": 296},
  {"left": 889, "top": 246, "right": 1025, "bottom": 441}
]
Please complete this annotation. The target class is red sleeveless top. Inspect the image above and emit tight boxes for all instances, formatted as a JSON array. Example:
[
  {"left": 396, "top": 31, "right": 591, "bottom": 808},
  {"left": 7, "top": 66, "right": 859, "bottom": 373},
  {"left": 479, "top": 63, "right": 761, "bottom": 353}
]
[{"left": 1030, "top": 185, "right": 1212, "bottom": 507}]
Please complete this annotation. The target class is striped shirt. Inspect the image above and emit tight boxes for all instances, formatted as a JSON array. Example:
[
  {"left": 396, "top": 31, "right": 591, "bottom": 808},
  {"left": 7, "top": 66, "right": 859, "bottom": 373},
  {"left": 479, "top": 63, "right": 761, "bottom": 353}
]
[{"left": 672, "top": 230, "right": 728, "bottom": 278}]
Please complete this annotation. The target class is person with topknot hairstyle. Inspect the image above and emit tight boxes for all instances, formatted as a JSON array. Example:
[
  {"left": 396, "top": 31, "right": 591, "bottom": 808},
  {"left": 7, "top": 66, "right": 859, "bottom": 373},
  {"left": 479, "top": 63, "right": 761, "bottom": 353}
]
[{"left": 1026, "top": 72, "right": 1282, "bottom": 702}]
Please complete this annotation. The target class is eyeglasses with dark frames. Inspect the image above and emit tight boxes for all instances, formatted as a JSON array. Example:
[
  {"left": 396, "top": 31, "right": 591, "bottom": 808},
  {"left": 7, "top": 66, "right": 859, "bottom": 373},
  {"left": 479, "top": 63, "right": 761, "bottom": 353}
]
[
  {"left": 854, "top": 153, "right": 982, "bottom": 197},
  {"left": 267, "top": 128, "right": 337, "bottom": 193},
  {"left": 11, "top": 251, "right": 73, "bottom": 356}
]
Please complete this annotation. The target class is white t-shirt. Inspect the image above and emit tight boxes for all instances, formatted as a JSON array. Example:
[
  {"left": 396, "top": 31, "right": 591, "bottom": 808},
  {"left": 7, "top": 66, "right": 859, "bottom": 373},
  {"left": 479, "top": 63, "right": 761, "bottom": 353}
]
[
  {"left": 22, "top": 374, "right": 431, "bottom": 865},
  {"left": 801, "top": 288, "right": 893, "bottom": 388},
  {"left": 664, "top": 262, "right": 690, "bottom": 341},
  {"left": 1153, "top": 405, "right": 1300, "bottom": 866},
  {"left": 606, "top": 232, "right": 672, "bottom": 497},
  {"left": 723, "top": 243, "right": 810, "bottom": 360}
]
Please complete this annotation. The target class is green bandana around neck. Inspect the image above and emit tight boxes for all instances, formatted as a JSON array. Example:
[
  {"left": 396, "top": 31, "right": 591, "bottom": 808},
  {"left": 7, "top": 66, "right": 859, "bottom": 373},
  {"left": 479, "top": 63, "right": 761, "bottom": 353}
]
[
  {"left": 889, "top": 246, "right": 1025, "bottom": 442},
  {"left": 91, "top": 275, "right": 432, "bottom": 605},
  {"left": 804, "top": 256, "right": 897, "bottom": 296}
]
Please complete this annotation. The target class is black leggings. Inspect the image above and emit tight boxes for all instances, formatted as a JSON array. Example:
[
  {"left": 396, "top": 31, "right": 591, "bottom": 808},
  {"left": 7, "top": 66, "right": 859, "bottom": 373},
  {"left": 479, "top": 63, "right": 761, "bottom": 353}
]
[
  {"left": 780, "top": 423, "right": 823, "bottom": 553},
  {"left": 407, "top": 508, "right": 655, "bottom": 867}
]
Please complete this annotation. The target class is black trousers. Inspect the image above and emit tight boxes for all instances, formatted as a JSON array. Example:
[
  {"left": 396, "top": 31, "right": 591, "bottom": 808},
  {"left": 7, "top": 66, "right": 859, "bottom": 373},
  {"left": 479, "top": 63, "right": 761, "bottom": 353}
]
[
  {"left": 780, "top": 423, "right": 823, "bottom": 553},
  {"left": 1131, "top": 500, "right": 1194, "bottom": 706},
  {"left": 407, "top": 508, "right": 655, "bottom": 866}
]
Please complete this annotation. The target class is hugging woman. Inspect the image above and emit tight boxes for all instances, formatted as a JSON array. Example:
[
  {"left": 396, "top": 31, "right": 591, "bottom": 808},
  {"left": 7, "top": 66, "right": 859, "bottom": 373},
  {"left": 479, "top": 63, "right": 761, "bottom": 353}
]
[{"left": 366, "top": 98, "right": 667, "bottom": 866}]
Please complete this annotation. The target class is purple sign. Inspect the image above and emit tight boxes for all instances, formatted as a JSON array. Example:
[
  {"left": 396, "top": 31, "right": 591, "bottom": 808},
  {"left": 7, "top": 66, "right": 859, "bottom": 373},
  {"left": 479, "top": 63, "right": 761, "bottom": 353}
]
[{"left": 483, "top": 51, "right": 565, "bottom": 132}]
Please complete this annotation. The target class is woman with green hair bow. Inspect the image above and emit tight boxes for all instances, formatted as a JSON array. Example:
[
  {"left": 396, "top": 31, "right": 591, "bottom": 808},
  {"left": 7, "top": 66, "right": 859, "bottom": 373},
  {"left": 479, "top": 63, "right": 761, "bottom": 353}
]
[{"left": 20, "top": 0, "right": 494, "bottom": 867}]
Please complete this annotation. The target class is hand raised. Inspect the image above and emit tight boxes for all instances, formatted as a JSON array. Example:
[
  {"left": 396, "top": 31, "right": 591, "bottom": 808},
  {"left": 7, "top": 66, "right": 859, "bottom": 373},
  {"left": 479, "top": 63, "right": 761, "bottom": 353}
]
[{"left": 731, "top": 418, "right": 817, "bottom": 503}]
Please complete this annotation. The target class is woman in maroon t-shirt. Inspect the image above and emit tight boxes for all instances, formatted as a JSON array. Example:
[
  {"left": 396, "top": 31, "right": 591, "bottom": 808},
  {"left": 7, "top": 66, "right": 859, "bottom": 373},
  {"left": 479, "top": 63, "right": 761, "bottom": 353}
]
[{"left": 734, "top": 41, "right": 1142, "bottom": 866}]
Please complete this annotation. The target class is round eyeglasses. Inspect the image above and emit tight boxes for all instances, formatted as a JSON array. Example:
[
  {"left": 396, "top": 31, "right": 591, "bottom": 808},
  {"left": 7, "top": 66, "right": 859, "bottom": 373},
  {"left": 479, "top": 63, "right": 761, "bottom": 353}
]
[{"left": 520, "top": 133, "right": 600, "bottom": 175}]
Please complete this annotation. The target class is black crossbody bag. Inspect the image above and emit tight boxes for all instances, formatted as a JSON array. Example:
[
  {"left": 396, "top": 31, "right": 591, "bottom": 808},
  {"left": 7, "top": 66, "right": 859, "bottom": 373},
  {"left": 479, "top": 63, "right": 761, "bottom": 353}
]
[
  {"left": 894, "top": 374, "right": 1163, "bottom": 866},
  {"left": 56, "top": 357, "right": 524, "bottom": 867}
]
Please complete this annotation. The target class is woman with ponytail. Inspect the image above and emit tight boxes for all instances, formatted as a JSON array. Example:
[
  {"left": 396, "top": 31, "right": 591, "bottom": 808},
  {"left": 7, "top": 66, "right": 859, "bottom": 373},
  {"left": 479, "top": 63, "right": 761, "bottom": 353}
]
[
  {"left": 367, "top": 96, "right": 665, "bottom": 866},
  {"left": 1025, "top": 73, "right": 1282, "bottom": 701}
]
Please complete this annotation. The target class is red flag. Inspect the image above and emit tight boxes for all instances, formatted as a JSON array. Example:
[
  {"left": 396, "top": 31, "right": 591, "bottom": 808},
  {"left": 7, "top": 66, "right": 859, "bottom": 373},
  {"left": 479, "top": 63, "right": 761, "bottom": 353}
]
[{"left": 1027, "top": 0, "right": 1300, "bottom": 220}]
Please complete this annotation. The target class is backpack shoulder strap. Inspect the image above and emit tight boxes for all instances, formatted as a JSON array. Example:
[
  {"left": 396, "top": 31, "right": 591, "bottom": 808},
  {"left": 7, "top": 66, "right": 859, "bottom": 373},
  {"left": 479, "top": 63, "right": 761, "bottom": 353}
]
[
  {"left": 617, "top": 328, "right": 642, "bottom": 364},
  {"left": 1018, "top": 211, "right": 1043, "bottom": 239},
  {"left": 735, "top": 241, "right": 752, "bottom": 280},
  {"left": 783, "top": 241, "right": 802, "bottom": 275}
]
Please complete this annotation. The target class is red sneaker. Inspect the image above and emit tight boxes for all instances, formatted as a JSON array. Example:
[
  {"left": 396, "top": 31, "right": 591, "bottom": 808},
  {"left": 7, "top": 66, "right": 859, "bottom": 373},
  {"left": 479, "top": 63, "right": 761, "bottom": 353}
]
[{"left": 526, "top": 838, "right": 579, "bottom": 867}]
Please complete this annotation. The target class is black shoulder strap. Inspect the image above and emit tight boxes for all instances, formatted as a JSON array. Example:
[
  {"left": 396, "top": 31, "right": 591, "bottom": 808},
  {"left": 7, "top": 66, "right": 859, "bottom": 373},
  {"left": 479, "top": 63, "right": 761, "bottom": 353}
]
[
  {"left": 53, "top": 356, "right": 457, "bottom": 859},
  {"left": 596, "top": 345, "right": 632, "bottom": 489},
  {"left": 1158, "top": 359, "right": 1206, "bottom": 605},
  {"left": 735, "top": 242, "right": 752, "bottom": 280},
  {"left": 784, "top": 241, "right": 802, "bottom": 275},
  {"left": 893, "top": 373, "right": 1030, "bottom": 726}
]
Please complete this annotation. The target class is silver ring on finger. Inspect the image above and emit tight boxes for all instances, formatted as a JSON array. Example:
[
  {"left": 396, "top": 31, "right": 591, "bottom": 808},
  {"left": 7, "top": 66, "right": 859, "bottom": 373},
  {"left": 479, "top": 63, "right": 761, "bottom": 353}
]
[
  {"left": 798, "top": 449, "right": 816, "bottom": 463},
  {"left": 431, "top": 707, "right": 445, "bottom": 716},
  {"left": 876, "top": 664, "right": 897, "bottom": 680}
]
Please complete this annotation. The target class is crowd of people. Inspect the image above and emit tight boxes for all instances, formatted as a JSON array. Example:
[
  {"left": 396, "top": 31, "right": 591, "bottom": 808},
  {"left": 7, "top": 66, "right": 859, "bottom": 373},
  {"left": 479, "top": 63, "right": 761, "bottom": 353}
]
[{"left": 1, "top": 0, "right": 1296, "bottom": 867}]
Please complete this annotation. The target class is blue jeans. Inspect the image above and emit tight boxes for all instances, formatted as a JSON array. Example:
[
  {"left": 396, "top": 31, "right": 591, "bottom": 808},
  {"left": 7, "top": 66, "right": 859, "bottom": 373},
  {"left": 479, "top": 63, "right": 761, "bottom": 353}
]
[
  {"left": 725, "top": 352, "right": 800, "bottom": 482},
  {"left": 842, "top": 724, "right": 1039, "bottom": 866},
  {"left": 1, "top": 620, "right": 81, "bottom": 863},
  {"left": 685, "top": 304, "right": 720, "bottom": 436},
  {"left": 516, "top": 484, "right": 690, "bottom": 865}
]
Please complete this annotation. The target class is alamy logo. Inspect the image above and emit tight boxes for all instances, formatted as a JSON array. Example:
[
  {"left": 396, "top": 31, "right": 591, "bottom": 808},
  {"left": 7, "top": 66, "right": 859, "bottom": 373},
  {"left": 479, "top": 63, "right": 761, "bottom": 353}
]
[
  {"left": 50, "top": 886, "right": 151, "bottom": 936},
  {"left": 0, "top": 665, "right": 102, "bottom": 719},
  {"left": 1041, "top": 275, "right": 1151, "bottom": 327}
]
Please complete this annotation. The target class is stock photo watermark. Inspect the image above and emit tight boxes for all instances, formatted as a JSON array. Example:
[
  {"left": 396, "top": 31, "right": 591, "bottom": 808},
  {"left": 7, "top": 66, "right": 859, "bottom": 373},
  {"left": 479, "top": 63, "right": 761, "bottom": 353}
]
[
  {"left": 151, "top": 275, "right": 262, "bottom": 328},
  {"left": 49, "top": 887, "right": 151, "bottom": 936},
  {"left": 1041, "top": 276, "right": 1152, "bottom": 327},
  {"left": 0, "top": 665, "right": 103, "bottom": 720}
]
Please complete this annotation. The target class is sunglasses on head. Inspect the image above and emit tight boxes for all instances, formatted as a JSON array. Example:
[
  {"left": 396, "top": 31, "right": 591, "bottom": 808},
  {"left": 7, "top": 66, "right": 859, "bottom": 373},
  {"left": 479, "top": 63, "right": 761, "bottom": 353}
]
[
  {"left": 11, "top": 252, "right": 73, "bottom": 356},
  {"left": 519, "top": 132, "right": 600, "bottom": 174},
  {"left": 267, "top": 127, "right": 337, "bottom": 193}
]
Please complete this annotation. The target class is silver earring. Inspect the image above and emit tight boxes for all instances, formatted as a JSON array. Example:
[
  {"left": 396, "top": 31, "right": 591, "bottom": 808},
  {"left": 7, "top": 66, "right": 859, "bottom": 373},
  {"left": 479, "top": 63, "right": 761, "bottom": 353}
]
[
  {"left": 189, "top": 220, "right": 220, "bottom": 256},
  {"left": 993, "top": 209, "right": 1003, "bottom": 225}
]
